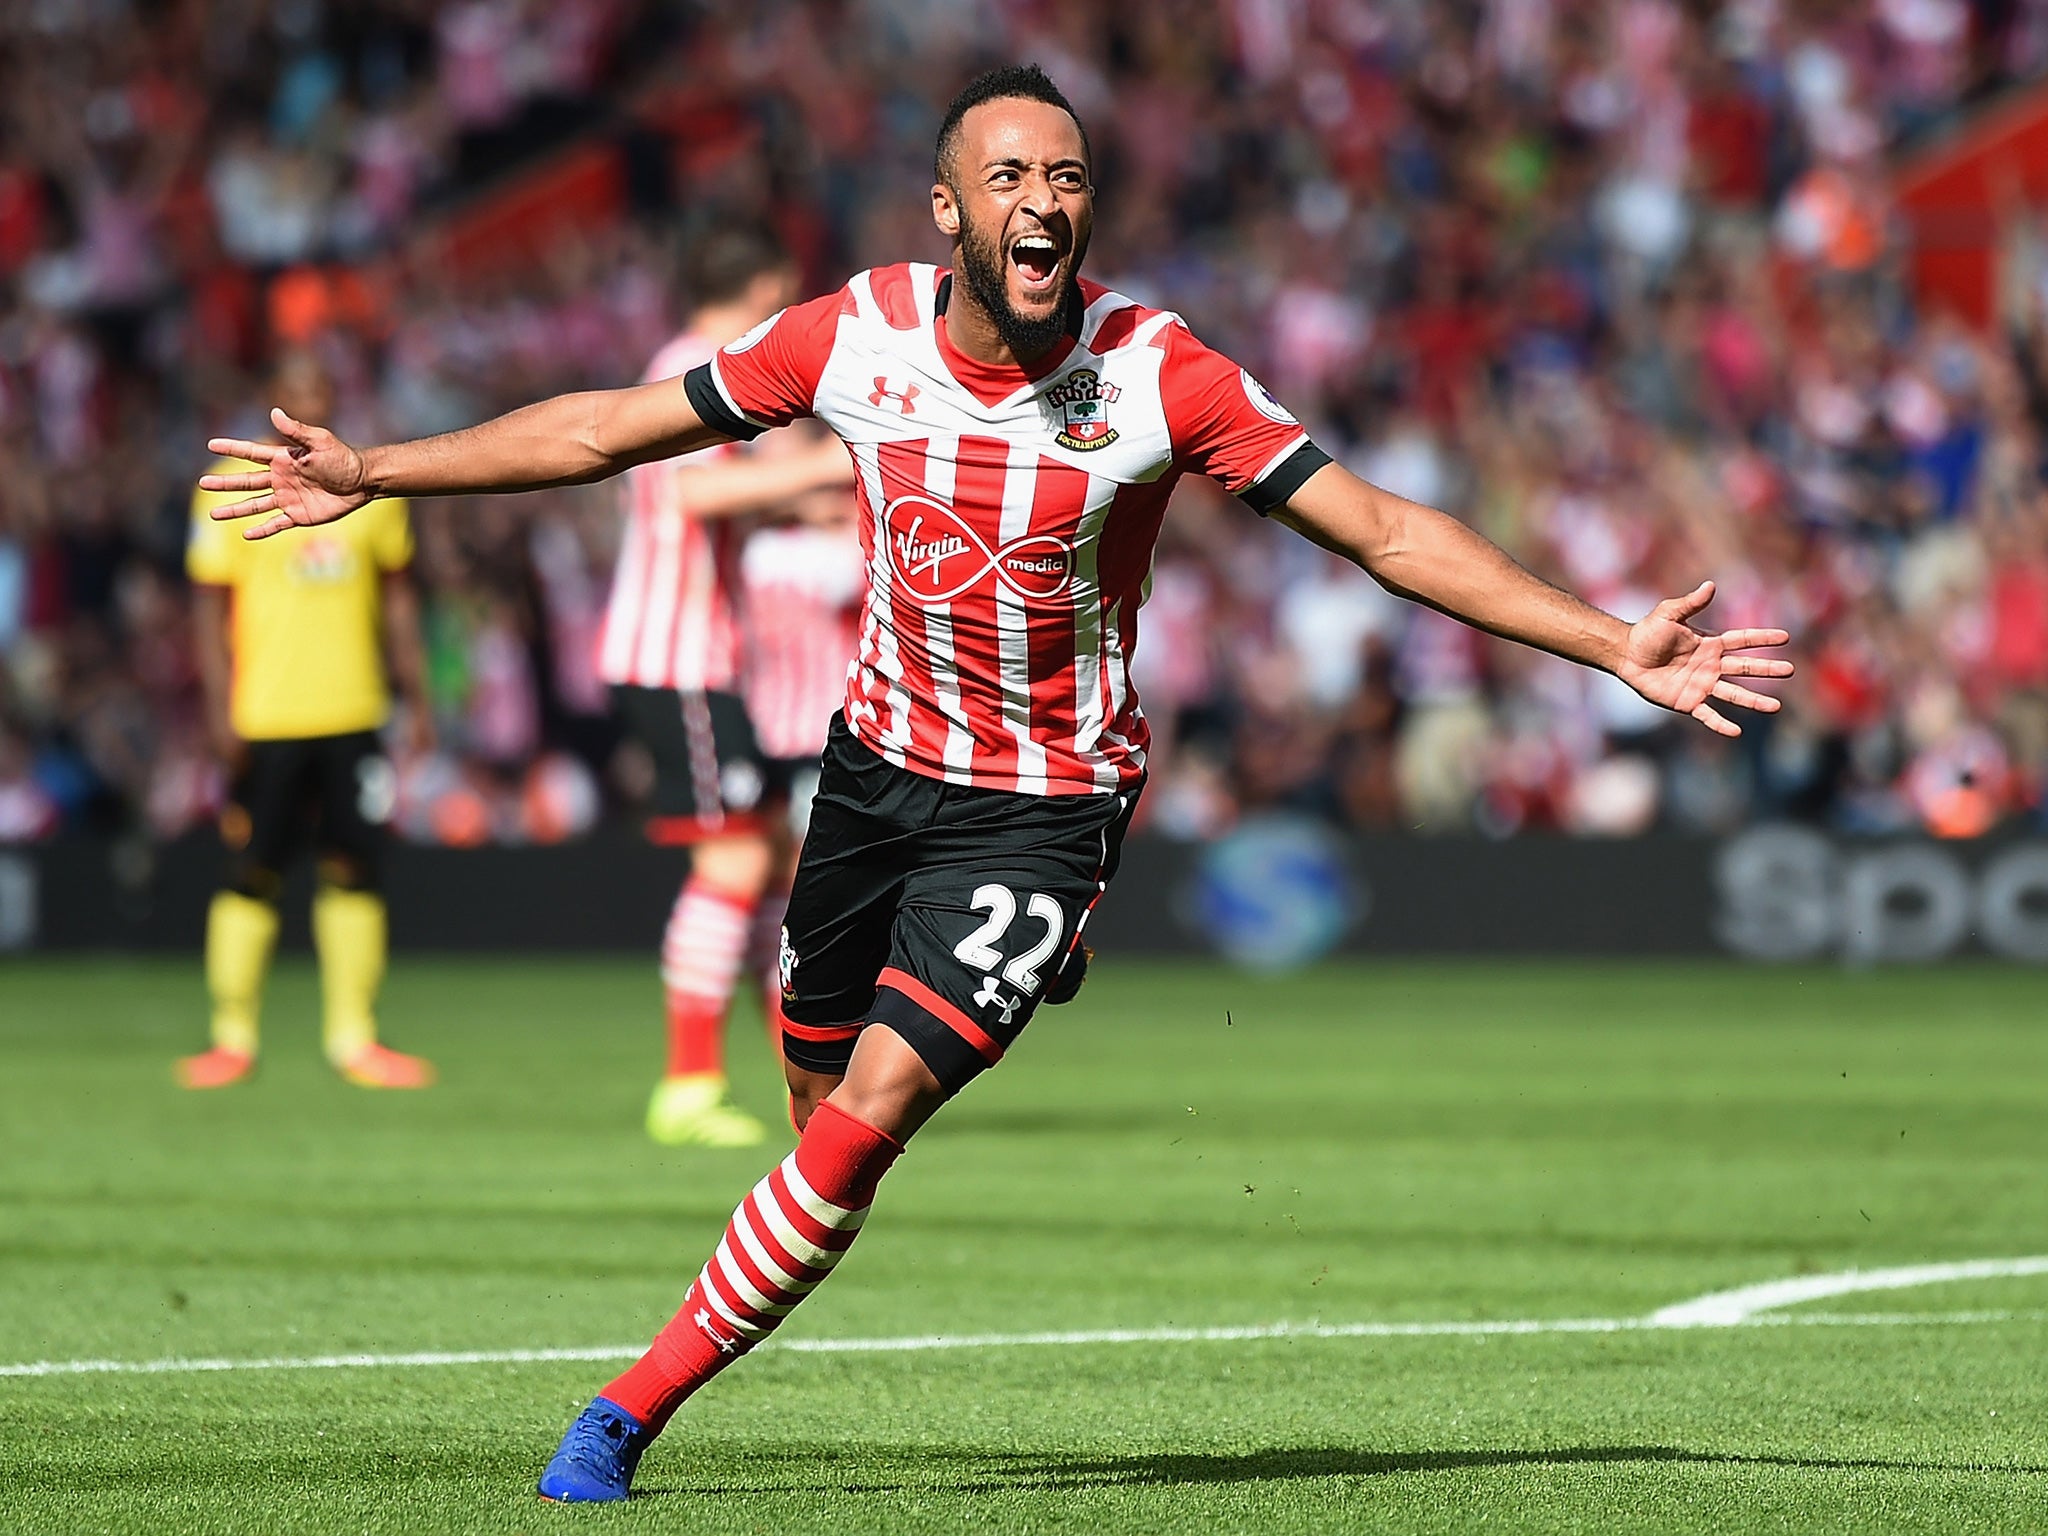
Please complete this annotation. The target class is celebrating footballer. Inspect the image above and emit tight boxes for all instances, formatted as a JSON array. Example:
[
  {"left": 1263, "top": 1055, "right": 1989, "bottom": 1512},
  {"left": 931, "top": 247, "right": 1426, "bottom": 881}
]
[{"left": 198, "top": 65, "right": 1794, "bottom": 1502}]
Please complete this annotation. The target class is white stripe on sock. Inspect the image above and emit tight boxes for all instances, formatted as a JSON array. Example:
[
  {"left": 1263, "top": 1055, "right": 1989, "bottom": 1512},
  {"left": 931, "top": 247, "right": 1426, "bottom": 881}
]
[
  {"left": 661, "top": 890, "right": 753, "bottom": 1000},
  {"left": 694, "top": 1266, "right": 772, "bottom": 1340},
  {"left": 707, "top": 1245, "right": 797, "bottom": 1318},
  {"left": 731, "top": 1200, "right": 822, "bottom": 1298},
  {"left": 779, "top": 1158, "right": 867, "bottom": 1231},
  {"left": 751, "top": 1183, "right": 847, "bottom": 1272}
]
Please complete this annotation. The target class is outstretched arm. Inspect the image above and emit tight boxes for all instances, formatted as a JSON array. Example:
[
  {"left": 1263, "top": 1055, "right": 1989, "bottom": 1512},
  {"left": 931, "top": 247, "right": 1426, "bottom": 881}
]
[
  {"left": 1276, "top": 462, "right": 1792, "bottom": 736},
  {"left": 202, "top": 379, "right": 729, "bottom": 540},
  {"left": 667, "top": 436, "right": 855, "bottom": 520}
]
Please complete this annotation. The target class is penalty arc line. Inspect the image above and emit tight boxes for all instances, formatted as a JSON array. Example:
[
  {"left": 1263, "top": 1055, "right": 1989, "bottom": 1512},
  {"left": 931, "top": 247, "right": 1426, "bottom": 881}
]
[
  {"left": 6, "top": 1255, "right": 2044, "bottom": 1381},
  {"left": 1648, "top": 1255, "right": 2048, "bottom": 1327}
]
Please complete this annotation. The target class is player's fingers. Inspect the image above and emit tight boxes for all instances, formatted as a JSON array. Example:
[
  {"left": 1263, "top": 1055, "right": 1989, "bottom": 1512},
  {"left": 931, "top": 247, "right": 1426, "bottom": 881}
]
[
  {"left": 240, "top": 511, "right": 298, "bottom": 541},
  {"left": 270, "top": 407, "right": 306, "bottom": 443},
  {"left": 1691, "top": 700, "right": 1739, "bottom": 736},
  {"left": 1721, "top": 656, "right": 1794, "bottom": 678},
  {"left": 1660, "top": 580, "right": 1714, "bottom": 622},
  {"left": 198, "top": 470, "right": 275, "bottom": 494},
  {"left": 207, "top": 437, "right": 279, "bottom": 465},
  {"left": 209, "top": 494, "right": 279, "bottom": 521},
  {"left": 1712, "top": 680, "right": 1781, "bottom": 713},
  {"left": 1718, "top": 627, "right": 1792, "bottom": 652}
]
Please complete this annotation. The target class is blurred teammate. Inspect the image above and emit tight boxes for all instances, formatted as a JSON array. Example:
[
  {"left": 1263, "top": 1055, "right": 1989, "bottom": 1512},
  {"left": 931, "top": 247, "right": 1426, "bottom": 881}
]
[
  {"left": 598, "top": 226, "right": 856, "bottom": 1146},
  {"left": 178, "top": 352, "right": 433, "bottom": 1090},
  {"left": 196, "top": 67, "right": 1795, "bottom": 1499},
  {"left": 735, "top": 483, "right": 865, "bottom": 1050}
]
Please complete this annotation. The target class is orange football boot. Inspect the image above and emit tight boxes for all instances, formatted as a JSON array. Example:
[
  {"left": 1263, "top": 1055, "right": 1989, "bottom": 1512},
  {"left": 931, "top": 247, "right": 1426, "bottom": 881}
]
[
  {"left": 175, "top": 1046, "right": 256, "bottom": 1089},
  {"left": 335, "top": 1042, "right": 436, "bottom": 1089}
]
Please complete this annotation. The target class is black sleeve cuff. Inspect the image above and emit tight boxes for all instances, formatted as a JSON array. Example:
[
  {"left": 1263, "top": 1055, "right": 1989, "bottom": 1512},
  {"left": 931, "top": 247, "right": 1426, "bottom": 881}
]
[
  {"left": 683, "top": 363, "right": 765, "bottom": 442},
  {"left": 1238, "top": 441, "right": 1332, "bottom": 516}
]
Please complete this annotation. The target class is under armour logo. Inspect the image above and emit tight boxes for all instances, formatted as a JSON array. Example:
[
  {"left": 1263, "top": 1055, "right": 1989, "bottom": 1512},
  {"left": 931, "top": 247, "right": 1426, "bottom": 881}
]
[
  {"left": 694, "top": 1308, "right": 738, "bottom": 1354},
  {"left": 869, "top": 377, "right": 920, "bottom": 413},
  {"left": 973, "top": 975, "right": 1019, "bottom": 1026}
]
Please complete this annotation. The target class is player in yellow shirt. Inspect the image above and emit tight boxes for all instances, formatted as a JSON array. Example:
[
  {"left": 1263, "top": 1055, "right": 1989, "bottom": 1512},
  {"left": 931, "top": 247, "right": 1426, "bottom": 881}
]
[{"left": 177, "top": 354, "right": 435, "bottom": 1090}]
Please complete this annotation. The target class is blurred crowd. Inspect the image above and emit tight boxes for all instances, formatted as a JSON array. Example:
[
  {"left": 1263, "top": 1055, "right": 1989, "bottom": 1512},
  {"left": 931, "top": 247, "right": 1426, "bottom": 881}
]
[{"left": 8, "top": 0, "right": 2048, "bottom": 847}]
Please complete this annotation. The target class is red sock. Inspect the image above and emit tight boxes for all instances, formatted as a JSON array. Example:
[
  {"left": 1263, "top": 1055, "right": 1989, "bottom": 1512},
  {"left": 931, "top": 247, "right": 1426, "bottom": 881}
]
[
  {"left": 661, "top": 879, "right": 753, "bottom": 1077},
  {"left": 599, "top": 1101, "right": 903, "bottom": 1432}
]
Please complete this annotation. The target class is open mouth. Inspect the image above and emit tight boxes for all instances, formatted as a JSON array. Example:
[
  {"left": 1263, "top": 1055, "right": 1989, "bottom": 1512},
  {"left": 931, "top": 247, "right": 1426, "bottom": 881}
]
[{"left": 1009, "top": 233, "right": 1064, "bottom": 298}]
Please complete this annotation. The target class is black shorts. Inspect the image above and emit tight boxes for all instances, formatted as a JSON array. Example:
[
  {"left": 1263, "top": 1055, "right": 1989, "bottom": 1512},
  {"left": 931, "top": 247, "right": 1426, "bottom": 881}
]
[
  {"left": 778, "top": 715, "right": 1140, "bottom": 1093},
  {"left": 222, "top": 731, "right": 391, "bottom": 891},
  {"left": 611, "top": 685, "right": 800, "bottom": 843}
]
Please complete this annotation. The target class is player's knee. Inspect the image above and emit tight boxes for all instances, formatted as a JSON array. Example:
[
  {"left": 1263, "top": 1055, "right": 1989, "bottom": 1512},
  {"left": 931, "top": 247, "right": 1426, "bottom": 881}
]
[
  {"left": 783, "top": 1061, "right": 840, "bottom": 1133},
  {"left": 826, "top": 1027, "right": 946, "bottom": 1142},
  {"left": 780, "top": 1025, "right": 856, "bottom": 1122},
  {"left": 692, "top": 833, "right": 773, "bottom": 900},
  {"left": 788, "top": 1085, "right": 822, "bottom": 1134}
]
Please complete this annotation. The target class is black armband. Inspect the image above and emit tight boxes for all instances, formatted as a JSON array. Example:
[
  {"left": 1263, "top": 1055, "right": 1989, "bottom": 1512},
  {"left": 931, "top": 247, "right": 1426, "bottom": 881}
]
[
  {"left": 683, "top": 363, "right": 766, "bottom": 442},
  {"left": 1239, "top": 441, "right": 1333, "bottom": 516}
]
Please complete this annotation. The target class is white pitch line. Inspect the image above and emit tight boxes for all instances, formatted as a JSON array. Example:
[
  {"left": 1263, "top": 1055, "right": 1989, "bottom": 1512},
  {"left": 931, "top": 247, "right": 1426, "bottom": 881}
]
[
  {"left": 8, "top": 1255, "right": 2044, "bottom": 1381},
  {"left": 3, "top": 1308, "right": 2042, "bottom": 1380},
  {"left": 1647, "top": 1256, "right": 2048, "bottom": 1328},
  {"left": 0, "top": 1345, "right": 640, "bottom": 1379}
]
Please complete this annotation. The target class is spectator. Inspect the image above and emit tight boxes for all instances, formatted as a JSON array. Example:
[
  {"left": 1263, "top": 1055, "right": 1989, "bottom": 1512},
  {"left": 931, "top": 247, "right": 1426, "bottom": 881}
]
[{"left": 5, "top": 0, "right": 2048, "bottom": 844}]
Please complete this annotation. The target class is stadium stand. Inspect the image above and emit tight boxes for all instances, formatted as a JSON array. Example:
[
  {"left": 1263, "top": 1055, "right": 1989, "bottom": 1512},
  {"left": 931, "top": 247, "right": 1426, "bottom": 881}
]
[{"left": 4, "top": 0, "right": 2048, "bottom": 848}]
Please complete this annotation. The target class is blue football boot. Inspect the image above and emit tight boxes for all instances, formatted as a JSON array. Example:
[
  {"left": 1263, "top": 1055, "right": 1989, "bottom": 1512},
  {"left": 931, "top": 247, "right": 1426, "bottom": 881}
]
[{"left": 537, "top": 1396, "right": 652, "bottom": 1502}]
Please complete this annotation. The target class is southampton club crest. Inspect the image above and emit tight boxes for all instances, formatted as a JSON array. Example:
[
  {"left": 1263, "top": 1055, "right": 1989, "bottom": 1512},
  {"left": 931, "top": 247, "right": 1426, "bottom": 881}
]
[
  {"left": 778, "top": 925, "right": 798, "bottom": 1002},
  {"left": 1046, "top": 368, "right": 1121, "bottom": 452}
]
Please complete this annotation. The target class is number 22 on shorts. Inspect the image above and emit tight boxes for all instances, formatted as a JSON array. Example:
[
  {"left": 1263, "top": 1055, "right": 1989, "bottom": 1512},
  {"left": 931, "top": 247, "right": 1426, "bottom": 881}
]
[{"left": 952, "top": 884, "right": 1066, "bottom": 1001}]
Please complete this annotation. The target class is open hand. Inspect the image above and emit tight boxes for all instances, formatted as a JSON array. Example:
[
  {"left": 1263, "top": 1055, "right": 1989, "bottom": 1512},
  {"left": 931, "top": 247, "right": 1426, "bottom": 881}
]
[
  {"left": 202, "top": 408, "right": 372, "bottom": 540},
  {"left": 1615, "top": 581, "right": 1792, "bottom": 737}
]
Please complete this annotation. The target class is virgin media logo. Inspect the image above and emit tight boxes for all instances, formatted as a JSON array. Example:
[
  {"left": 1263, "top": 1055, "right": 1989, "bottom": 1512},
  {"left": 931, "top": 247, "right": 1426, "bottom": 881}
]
[{"left": 881, "top": 493, "right": 1074, "bottom": 604}]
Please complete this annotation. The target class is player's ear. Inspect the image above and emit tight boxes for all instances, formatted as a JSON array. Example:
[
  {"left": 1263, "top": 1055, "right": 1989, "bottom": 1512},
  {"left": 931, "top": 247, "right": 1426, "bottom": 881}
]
[{"left": 932, "top": 182, "right": 960, "bottom": 239}]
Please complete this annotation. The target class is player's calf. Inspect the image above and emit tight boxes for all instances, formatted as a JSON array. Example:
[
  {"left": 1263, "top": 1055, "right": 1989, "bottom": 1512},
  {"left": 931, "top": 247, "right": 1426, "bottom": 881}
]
[{"left": 540, "top": 1054, "right": 917, "bottom": 1499}]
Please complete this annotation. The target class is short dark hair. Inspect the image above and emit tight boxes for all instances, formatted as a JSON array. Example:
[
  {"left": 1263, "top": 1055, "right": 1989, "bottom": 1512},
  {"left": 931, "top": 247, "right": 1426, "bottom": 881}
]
[
  {"left": 680, "top": 222, "right": 793, "bottom": 307},
  {"left": 934, "top": 64, "right": 1091, "bottom": 188}
]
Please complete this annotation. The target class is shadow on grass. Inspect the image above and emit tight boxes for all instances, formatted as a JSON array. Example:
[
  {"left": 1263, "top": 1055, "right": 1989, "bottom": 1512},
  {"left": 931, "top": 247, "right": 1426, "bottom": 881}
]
[
  {"left": 21, "top": 1441, "right": 2042, "bottom": 1501},
  {"left": 641, "top": 1443, "right": 2048, "bottom": 1498}
]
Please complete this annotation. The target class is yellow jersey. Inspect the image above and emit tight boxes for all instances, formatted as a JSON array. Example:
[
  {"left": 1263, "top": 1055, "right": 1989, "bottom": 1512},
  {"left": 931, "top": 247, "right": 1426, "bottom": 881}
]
[{"left": 187, "top": 461, "right": 414, "bottom": 741}]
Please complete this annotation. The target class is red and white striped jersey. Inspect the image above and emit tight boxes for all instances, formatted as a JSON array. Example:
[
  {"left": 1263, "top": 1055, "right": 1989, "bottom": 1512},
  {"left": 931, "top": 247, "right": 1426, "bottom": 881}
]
[
  {"left": 689, "top": 263, "right": 1325, "bottom": 796},
  {"left": 598, "top": 331, "right": 746, "bottom": 690},
  {"left": 739, "top": 518, "right": 864, "bottom": 760}
]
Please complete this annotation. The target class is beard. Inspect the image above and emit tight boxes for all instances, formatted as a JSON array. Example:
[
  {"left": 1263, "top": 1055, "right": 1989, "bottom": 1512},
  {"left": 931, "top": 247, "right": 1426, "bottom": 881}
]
[{"left": 957, "top": 207, "right": 1085, "bottom": 359}]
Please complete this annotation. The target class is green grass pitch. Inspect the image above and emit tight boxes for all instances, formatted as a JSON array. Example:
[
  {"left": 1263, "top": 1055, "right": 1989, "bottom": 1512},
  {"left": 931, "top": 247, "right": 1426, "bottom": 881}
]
[{"left": 2, "top": 955, "right": 2045, "bottom": 1533}]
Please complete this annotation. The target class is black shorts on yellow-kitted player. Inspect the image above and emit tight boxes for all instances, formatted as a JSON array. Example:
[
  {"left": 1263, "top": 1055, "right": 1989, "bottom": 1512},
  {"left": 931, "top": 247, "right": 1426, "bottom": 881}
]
[
  {"left": 777, "top": 714, "right": 1139, "bottom": 1094},
  {"left": 221, "top": 731, "right": 391, "bottom": 894}
]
